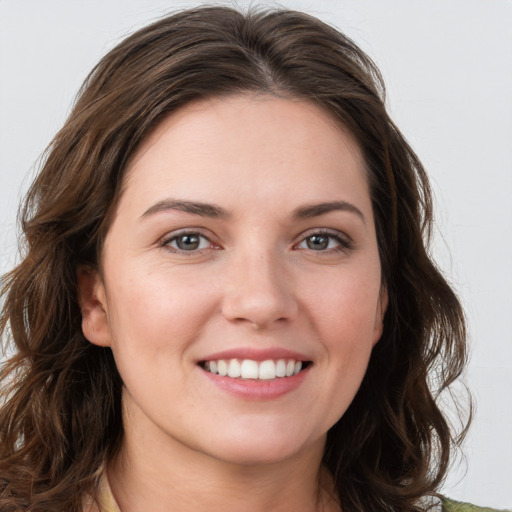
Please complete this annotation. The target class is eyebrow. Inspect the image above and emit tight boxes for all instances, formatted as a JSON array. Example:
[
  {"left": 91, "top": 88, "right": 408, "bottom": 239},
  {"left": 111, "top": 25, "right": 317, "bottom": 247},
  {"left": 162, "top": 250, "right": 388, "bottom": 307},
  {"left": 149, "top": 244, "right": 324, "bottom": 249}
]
[
  {"left": 293, "top": 200, "right": 365, "bottom": 223},
  {"left": 141, "top": 198, "right": 365, "bottom": 223},
  {"left": 141, "top": 199, "right": 229, "bottom": 219}
]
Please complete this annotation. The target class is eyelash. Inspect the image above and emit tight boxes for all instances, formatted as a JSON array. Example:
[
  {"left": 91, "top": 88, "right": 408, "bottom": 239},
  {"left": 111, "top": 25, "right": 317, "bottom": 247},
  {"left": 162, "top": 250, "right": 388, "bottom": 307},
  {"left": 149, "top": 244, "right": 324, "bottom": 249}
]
[
  {"left": 295, "top": 230, "right": 353, "bottom": 253},
  {"left": 160, "top": 229, "right": 353, "bottom": 255},
  {"left": 161, "top": 230, "right": 216, "bottom": 254}
]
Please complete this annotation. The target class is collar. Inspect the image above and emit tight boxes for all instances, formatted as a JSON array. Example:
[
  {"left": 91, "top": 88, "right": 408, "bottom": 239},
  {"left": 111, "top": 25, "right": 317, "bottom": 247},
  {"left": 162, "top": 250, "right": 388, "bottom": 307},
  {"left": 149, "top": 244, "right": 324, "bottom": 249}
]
[
  {"left": 96, "top": 472, "right": 121, "bottom": 512},
  {"left": 92, "top": 471, "right": 442, "bottom": 511}
]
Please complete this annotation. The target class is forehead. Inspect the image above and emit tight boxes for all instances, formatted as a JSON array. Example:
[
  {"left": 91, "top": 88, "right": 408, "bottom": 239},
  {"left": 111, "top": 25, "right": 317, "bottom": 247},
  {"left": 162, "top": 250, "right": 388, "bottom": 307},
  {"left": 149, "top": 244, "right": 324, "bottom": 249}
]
[{"left": 120, "top": 94, "right": 370, "bottom": 217}]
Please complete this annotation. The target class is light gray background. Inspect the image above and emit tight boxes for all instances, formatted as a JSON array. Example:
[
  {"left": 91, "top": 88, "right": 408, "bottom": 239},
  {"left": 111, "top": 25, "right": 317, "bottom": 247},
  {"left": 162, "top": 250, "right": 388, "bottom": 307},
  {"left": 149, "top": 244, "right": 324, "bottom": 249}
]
[{"left": 1, "top": 0, "right": 511, "bottom": 508}]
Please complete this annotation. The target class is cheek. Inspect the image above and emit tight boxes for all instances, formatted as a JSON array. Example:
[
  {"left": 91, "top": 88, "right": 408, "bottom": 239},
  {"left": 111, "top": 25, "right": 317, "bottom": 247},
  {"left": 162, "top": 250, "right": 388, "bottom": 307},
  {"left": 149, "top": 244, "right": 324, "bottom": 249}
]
[
  {"left": 297, "top": 274, "right": 380, "bottom": 434},
  {"left": 300, "top": 264, "right": 381, "bottom": 398},
  {"left": 303, "top": 268, "right": 382, "bottom": 342},
  {"left": 104, "top": 264, "right": 217, "bottom": 357},
  {"left": 102, "top": 267, "right": 220, "bottom": 410}
]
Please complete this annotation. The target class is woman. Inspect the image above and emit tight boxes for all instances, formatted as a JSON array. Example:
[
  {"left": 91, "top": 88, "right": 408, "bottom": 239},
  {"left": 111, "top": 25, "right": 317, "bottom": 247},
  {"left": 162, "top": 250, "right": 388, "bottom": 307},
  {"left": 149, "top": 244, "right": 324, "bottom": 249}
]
[{"left": 0, "top": 6, "right": 495, "bottom": 511}]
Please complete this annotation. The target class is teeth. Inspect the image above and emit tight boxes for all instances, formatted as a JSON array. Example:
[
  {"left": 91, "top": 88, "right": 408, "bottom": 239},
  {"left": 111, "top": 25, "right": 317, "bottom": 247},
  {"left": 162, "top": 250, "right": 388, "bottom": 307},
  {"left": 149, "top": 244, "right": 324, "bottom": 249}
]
[
  {"left": 276, "top": 359, "right": 286, "bottom": 378},
  {"left": 259, "top": 360, "right": 276, "bottom": 380},
  {"left": 240, "top": 359, "right": 259, "bottom": 379},
  {"left": 227, "top": 359, "right": 241, "bottom": 378},
  {"left": 217, "top": 360, "right": 228, "bottom": 377},
  {"left": 203, "top": 358, "right": 306, "bottom": 380}
]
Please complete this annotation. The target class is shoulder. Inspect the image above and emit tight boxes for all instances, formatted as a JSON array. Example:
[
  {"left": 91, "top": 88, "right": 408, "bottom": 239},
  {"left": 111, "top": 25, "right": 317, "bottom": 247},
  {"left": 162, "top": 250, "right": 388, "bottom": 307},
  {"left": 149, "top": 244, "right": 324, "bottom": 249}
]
[{"left": 442, "top": 497, "right": 512, "bottom": 512}]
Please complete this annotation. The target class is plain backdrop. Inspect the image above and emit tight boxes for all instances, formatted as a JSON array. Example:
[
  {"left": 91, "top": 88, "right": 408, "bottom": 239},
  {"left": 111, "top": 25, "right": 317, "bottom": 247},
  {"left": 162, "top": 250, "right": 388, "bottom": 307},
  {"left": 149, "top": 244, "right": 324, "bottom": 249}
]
[{"left": 1, "top": 0, "right": 511, "bottom": 508}]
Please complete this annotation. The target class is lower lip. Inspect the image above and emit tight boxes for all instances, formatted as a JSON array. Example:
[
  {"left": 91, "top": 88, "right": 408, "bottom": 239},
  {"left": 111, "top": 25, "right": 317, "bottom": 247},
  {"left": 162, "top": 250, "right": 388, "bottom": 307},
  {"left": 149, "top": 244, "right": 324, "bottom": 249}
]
[{"left": 200, "top": 366, "right": 310, "bottom": 400}]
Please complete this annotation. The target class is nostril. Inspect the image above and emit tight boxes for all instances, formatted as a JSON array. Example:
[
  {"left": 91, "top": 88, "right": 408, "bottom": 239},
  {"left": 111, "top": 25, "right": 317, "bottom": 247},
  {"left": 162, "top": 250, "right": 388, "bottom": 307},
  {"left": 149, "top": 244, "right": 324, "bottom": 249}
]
[{"left": 221, "top": 270, "right": 299, "bottom": 328}]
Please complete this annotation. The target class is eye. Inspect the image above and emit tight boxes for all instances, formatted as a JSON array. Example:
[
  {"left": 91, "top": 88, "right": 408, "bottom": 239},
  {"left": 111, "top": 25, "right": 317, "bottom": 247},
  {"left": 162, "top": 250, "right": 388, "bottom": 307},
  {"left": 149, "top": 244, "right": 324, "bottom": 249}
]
[
  {"left": 296, "top": 231, "right": 351, "bottom": 252},
  {"left": 164, "top": 232, "right": 213, "bottom": 252}
]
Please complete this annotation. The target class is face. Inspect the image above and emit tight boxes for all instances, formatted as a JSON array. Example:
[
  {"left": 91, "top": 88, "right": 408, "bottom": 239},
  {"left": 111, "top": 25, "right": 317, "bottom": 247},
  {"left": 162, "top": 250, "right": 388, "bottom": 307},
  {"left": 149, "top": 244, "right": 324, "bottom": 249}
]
[{"left": 80, "top": 95, "right": 387, "bottom": 467}]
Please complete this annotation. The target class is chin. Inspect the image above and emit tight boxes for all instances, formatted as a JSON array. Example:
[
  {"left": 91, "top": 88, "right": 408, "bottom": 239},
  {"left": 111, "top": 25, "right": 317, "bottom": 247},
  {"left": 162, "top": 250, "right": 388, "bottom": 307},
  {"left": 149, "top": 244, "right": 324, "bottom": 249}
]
[
  {"left": 202, "top": 425, "right": 325, "bottom": 467},
  {"left": 212, "top": 443, "right": 306, "bottom": 467}
]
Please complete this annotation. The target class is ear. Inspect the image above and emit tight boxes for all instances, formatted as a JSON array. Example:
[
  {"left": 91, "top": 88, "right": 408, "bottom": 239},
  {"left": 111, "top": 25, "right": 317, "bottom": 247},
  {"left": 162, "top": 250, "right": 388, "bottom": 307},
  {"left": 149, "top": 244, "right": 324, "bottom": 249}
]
[
  {"left": 77, "top": 266, "right": 111, "bottom": 347},
  {"left": 372, "top": 286, "right": 388, "bottom": 347}
]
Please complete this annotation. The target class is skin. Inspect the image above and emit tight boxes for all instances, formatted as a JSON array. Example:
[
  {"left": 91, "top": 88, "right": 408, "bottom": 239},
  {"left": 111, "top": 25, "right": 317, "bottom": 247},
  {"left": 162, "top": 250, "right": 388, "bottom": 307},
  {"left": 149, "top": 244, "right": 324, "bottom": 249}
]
[{"left": 79, "top": 95, "right": 387, "bottom": 512}]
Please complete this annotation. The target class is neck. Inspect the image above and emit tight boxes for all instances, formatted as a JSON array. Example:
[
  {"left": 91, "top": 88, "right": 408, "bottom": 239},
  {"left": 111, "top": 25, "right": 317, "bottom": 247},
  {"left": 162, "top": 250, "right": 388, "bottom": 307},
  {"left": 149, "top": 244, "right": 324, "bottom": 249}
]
[{"left": 107, "top": 396, "right": 339, "bottom": 512}]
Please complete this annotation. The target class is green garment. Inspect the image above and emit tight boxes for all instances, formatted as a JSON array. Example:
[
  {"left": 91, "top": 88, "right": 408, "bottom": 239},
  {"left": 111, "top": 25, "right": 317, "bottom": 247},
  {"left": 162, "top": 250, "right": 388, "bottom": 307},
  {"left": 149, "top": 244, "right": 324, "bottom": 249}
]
[{"left": 442, "top": 497, "right": 512, "bottom": 512}]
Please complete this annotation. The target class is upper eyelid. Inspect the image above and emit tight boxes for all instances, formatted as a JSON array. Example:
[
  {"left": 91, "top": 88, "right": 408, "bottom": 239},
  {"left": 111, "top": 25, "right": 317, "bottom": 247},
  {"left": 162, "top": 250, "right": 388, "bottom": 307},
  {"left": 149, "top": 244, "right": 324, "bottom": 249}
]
[
  {"left": 160, "top": 228, "right": 213, "bottom": 242},
  {"left": 294, "top": 229, "right": 354, "bottom": 251},
  {"left": 157, "top": 227, "right": 352, "bottom": 248},
  {"left": 295, "top": 227, "right": 351, "bottom": 242},
  {"left": 159, "top": 229, "right": 217, "bottom": 251}
]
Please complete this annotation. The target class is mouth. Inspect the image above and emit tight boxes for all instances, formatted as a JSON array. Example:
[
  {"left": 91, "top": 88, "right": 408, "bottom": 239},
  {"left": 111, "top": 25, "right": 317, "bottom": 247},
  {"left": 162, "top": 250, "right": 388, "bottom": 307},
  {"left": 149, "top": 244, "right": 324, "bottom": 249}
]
[{"left": 199, "top": 358, "right": 312, "bottom": 380}]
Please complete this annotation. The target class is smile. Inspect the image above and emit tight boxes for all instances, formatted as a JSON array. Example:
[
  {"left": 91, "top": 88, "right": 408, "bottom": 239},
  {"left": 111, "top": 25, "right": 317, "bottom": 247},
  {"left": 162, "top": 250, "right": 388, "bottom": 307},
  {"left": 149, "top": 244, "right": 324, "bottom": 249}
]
[{"left": 201, "top": 359, "right": 309, "bottom": 380}]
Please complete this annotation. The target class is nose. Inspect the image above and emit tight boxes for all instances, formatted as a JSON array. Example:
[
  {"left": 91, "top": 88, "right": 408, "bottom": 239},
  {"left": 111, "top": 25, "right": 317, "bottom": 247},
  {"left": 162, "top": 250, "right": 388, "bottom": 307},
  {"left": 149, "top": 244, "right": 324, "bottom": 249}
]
[{"left": 221, "top": 248, "right": 299, "bottom": 330}]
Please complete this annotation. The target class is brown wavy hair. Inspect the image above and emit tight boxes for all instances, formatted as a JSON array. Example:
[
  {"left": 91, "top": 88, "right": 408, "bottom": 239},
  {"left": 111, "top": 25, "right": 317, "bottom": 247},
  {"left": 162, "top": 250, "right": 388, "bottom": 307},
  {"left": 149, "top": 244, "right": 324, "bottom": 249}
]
[{"left": 0, "top": 6, "right": 469, "bottom": 511}]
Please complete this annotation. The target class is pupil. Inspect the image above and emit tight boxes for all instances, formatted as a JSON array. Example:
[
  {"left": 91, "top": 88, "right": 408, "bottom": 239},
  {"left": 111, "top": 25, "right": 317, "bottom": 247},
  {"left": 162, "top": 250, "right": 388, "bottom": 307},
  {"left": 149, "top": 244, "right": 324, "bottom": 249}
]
[
  {"left": 307, "top": 235, "right": 328, "bottom": 250},
  {"left": 178, "top": 234, "right": 199, "bottom": 250}
]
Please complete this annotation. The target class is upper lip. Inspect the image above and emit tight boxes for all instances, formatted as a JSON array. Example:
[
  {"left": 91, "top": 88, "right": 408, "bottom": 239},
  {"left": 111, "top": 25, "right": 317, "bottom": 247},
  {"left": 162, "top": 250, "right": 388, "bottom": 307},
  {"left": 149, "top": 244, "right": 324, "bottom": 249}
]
[{"left": 199, "top": 347, "right": 311, "bottom": 362}]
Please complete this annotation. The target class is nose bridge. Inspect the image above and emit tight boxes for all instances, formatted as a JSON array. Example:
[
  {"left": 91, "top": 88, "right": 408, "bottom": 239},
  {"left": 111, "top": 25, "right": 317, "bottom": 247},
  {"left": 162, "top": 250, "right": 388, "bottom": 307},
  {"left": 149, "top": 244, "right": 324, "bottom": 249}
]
[{"left": 221, "top": 238, "right": 297, "bottom": 328}]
